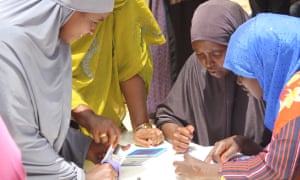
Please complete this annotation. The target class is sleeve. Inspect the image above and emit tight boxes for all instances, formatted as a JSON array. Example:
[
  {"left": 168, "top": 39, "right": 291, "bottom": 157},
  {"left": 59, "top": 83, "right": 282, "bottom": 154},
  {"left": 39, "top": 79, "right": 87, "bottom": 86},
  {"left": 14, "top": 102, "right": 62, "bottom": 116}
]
[
  {"left": 72, "top": 88, "right": 88, "bottom": 110},
  {"left": 0, "top": 45, "right": 85, "bottom": 179},
  {"left": 0, "top": 87, "right": 86, "bottom": 180},
  {"left": 220, "top": 75, "right": 300, "bottom": 179},
  {"left": 60, "top": 128, "right": 92, "bottom": 168},
  {"left": 155, "top": 54, "right": 196, "bottom": 128},
  {"left": 220, "top": 118, "right": 299, "bottom": 179}
]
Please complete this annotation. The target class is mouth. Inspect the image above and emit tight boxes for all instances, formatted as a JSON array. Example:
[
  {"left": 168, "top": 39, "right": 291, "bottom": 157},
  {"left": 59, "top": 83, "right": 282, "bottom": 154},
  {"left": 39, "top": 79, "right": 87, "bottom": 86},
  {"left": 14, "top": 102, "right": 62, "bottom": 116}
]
[
  {"left": 207, "top": 68, "right": 216, "bottom": 74},
  {"left": 207, "top": 69, "right": 219, "bottom": 77}
]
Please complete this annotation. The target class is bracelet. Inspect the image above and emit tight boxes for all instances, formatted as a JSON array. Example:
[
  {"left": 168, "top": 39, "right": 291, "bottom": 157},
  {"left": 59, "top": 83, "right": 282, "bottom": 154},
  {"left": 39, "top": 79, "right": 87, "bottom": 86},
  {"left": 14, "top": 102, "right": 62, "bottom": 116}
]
[{"left": 134, "top": 123, "right": 153, "bottom": 132}]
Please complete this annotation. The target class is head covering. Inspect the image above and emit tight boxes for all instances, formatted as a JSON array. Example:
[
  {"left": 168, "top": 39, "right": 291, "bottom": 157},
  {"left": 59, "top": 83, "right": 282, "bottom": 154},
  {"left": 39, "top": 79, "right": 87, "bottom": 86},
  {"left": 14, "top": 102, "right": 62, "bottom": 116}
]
[
  {"left": 54, "top": 0, "right": 114, "bottom": 13},
  {"left": 224, "top": 13, "right": 300, "bottom": 130},
  {"left": 190, "top": 0, "right": 249, "bottom": 45},
  {"left": 0, "top": 0, "right": 113, "bottom": 177}
]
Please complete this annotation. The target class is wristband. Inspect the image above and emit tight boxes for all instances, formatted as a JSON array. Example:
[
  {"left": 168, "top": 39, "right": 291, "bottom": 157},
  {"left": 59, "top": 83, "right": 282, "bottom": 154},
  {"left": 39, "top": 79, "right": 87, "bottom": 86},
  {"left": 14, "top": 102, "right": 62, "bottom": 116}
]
[{"left": 134, "top": 122, "right": 153, "bottom": 132}]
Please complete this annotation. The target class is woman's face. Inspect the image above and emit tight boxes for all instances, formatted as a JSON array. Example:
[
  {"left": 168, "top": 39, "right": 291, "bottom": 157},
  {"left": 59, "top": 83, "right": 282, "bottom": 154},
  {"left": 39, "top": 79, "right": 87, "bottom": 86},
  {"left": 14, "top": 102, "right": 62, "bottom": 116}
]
[
  {"left": 59, "top": 12, "right": 110, "bottom": 44},
  {"left": 236, "top": 76, "right": 263, "bottom": 99},
  {"left": 192, "top": 40, "right": 230, "bottom": 78}
]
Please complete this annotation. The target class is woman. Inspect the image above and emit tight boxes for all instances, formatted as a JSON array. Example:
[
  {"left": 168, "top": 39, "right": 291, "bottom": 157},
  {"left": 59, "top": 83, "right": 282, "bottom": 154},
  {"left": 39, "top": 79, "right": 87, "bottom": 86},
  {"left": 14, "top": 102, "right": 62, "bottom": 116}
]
[
  {"left": 174, "top": 13, "right": 300, "bottom": 179},
  {"left": 71, "top": 0, "right": 165, "bottom": 147},
  {"left": 155, "top": 0, "right": 269, "bottom": 153},
  {"left": 0, "top": 0, "right": 118, "bottom": 179}
]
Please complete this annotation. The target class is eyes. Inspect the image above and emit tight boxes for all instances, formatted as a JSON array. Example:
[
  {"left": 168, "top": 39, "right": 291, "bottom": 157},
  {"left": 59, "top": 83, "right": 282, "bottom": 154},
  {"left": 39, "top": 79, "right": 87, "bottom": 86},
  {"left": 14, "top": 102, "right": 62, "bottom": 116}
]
[{"left": 195, "top": 50, "right": 225, "bottom": 63}]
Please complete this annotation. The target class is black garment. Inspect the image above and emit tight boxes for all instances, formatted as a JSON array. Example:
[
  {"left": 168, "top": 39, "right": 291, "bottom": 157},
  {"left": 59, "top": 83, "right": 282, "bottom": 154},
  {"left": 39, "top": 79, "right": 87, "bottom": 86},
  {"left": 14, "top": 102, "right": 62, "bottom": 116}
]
[
  {"left": 249, "top": 0, "right": 290, "bottom": 16},
  {"left": 164, "top": 0, "right": 207, "bottom": 83}
]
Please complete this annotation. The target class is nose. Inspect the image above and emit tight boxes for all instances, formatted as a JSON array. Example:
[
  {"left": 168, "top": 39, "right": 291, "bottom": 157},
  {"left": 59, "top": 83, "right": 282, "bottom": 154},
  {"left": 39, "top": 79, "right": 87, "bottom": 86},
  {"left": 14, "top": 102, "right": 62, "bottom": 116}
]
[{"left": 204, "top": 57, "right": 215, "bottom": 68}]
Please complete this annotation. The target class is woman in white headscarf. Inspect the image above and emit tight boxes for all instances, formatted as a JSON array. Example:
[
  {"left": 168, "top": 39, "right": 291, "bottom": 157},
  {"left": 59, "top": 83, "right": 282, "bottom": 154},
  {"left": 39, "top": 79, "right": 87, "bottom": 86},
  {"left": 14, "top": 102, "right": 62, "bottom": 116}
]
[{"left": 0, "top": 0, "right": 118, "bottom": 179}]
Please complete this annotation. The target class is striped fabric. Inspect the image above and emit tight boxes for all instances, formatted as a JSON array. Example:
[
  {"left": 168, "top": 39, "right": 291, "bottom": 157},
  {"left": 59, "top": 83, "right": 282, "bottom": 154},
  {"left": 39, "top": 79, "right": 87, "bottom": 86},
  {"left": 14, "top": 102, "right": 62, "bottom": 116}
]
[
  {"left": 220, "top": 72, "right": 300, "bottom": 180},
  {"left": 147, "top": 0, "right": 171, "bottom": 115}
]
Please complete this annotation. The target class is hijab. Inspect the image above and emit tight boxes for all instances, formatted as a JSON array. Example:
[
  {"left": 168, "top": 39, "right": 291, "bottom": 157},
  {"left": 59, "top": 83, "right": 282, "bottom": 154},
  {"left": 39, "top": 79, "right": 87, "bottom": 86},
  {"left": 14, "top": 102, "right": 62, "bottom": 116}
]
[
  {"left": 156, "top": 0, "right": 268, "bottom": 146},
  {"left": 224, "top": 13, "right": 300, "bottom": 130},
  {"left": 0, "top": 0, "right": 114, "bottom": 150},
  {"left": 190, "top": 0, "right": 249, "bottom": 45},
  {"left": 0, "top": 0, "right": 114, "bottom": 177}
]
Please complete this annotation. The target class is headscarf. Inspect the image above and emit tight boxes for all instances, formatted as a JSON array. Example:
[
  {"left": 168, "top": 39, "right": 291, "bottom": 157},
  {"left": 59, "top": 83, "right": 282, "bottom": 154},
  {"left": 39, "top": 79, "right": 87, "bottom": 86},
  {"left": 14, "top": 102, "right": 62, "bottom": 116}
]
[
  {"left": 0, "top": 0, "right": 114, "bottom": 178},
  {"left": 54, "top": 0, "right": 114, "bottom": 12},
  {"left": 190, "top": 0, "right": 249, "bottom": 45},
  {"left": 0, "top": 0, "right": 114, "bottom": 151},
  {"left": 224, "top": 13, "right": 300, "bottom": 130},
  {"left": 156, "top": 1, "right": 268, "bottom": 146}
]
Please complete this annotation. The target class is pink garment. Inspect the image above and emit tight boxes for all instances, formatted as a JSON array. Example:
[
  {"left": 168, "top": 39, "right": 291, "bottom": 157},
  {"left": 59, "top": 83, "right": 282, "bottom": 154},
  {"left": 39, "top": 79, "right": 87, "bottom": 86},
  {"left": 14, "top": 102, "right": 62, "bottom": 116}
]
[{"left": 0, "top": 116, "right": 26, "bottom": 179}]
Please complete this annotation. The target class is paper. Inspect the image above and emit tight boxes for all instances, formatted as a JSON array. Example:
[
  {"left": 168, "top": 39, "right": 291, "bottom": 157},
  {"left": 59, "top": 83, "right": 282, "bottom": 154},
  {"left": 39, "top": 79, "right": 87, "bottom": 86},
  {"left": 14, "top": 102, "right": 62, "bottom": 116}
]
[{"left": 121, "top": 145, "right": 167, "bottom": 166}]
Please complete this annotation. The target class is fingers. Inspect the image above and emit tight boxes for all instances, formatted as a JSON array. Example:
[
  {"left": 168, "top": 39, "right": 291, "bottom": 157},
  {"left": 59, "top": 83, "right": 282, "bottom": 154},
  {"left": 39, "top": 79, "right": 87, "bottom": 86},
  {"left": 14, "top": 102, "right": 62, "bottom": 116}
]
[
  {"left": 172, "top": 126, "right": 194, "bottom": 153},
  {"left": 93, "top": 123, "right": 121, "bottom": 146},
  {"left": 185, "top": 125, "right": 195, "bottom": 134},
  {"left": 106, "top": 126, "right": 121, "bottom": 147},
  {"left": 134, "top": 128, "right": 164, "bottom": 147},
  {"left": 204, "top": 147, "right": 216, "bottom": 163},
  {"left": 205, "top": 140, "right": 236, "bottom": 163},
  {"left": 172, "top": 138, "right": 190, "bottom": 153}
]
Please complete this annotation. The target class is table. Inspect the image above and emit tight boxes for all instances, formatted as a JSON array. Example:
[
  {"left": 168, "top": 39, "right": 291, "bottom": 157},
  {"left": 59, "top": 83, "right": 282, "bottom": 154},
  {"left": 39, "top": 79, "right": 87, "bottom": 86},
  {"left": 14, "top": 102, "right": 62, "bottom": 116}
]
[
  {"left": 84, "top": 131, "right": 213, "bottom": 180},
  {"left": 119, "top": 132, "right": 213, "bottom": 180}
]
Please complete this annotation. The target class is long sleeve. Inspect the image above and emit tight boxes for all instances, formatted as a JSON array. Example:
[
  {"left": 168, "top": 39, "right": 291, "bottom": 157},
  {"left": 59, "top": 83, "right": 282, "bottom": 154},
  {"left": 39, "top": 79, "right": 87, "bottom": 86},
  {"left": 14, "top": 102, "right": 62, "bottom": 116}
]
[
  {"left": 0, "top": 33, "right": 85, "bottom": 180},
  {"left": 72, "top": 88, "right": 88, "bottom": 110},
  {"left": 220, "top": 72, "right": 300, "bottom": 179},
  {"left": 220, "top": 118, "right": 299, "bottom": 179}
]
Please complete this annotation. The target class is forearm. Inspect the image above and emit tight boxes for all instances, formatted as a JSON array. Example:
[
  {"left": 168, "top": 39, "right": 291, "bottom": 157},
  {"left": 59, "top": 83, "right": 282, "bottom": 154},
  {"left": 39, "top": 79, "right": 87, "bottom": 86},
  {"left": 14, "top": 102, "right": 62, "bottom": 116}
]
[
  {"left": 72, "top": 104, "right": 95, "bottom": 128},
  {"left": 120, "top": 75, "right": 149, "bottom": 129}
]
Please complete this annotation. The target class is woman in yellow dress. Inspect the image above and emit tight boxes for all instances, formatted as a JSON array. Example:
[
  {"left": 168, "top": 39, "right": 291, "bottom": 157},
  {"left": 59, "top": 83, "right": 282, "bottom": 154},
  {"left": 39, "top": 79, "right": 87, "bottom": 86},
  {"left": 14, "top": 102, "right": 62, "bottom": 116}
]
[{"left": 71, "top": 0, "right": 166, "bottom": 147}]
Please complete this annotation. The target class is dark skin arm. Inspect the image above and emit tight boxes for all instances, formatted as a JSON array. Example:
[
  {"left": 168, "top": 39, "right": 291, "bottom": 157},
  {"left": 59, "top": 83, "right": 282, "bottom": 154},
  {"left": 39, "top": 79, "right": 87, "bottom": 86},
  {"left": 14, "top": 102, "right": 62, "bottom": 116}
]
[
  {"left": 161, "top": 123, "right": 194, "bottom": 153},
  {"left": 205, "top": 135, "right": 263, "bottom": 163},
  {"left": 120, "top": 75, "right": 164, "bottom": 147},
  {"left": 72, "top": 106, "right": 121, "bottom": 147}
]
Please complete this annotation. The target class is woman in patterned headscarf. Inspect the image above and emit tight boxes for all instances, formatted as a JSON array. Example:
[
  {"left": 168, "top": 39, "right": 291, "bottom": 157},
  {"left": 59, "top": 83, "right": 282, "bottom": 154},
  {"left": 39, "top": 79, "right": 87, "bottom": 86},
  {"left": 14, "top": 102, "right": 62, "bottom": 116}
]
[
  {"left": 0, "top": 0, "right": 118, "bottom": 179},
  {"left": 175, "top": 13, "right": 300, "bottom": 180},
  {"left": 155, "top": 0, "right": 270, "bottom": 153}
]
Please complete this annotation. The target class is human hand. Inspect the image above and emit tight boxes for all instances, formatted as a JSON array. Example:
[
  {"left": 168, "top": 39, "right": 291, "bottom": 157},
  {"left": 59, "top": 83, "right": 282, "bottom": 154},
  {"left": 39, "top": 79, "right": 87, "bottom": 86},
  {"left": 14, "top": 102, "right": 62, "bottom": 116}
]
[
  {"left": 204, "top": 135, "right": 262, "bottom": 163},
  {"left": 87, "top": 141, "right": 109, "bottom": 164},
  {"left": 172, "top": 125, "right": 194, "bottom": 153},
  {"left": 72, "top": 107, "right": 121, "bottom": 147},
  {"left": 86, "top": 163, "right": 118, "bottom": 180},
  {"left": 85, "top": 114, "right": 121, "bottom": 146},
  {"left": 174, "top": 153, "right": 220, "bottom": 179},
  {"left": 134, "top": 127, "right": 164, "bottom": 147}
]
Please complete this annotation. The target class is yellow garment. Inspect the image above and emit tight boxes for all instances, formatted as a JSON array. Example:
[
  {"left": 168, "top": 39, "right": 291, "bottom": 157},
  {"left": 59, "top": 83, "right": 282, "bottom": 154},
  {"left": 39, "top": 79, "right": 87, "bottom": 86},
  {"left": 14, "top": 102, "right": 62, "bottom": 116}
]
[{"left": 71, "top": 0, "right": 165, "bottom": 133}]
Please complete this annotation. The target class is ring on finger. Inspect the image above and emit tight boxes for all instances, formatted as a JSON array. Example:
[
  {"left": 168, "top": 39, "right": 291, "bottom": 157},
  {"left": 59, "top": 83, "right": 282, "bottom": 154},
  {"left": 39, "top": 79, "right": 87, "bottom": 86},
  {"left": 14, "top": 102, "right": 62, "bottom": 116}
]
[{"left": 99, "top": 133, "right": 107, "bottom": 138}]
